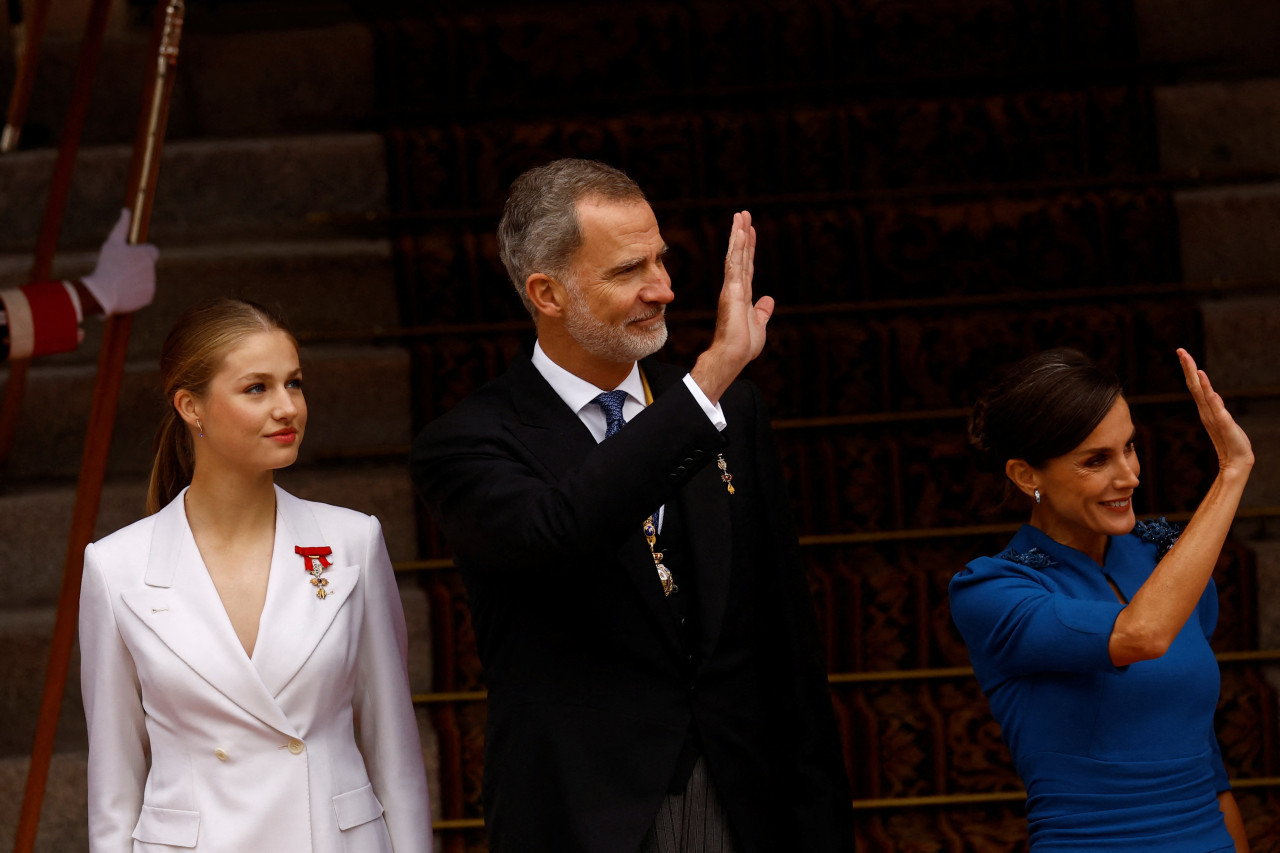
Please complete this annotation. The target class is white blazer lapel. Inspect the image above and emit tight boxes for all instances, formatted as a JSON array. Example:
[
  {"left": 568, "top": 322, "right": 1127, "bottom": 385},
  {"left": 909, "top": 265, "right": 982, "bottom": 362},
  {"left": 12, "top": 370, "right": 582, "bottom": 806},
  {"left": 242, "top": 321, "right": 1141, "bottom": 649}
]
[
  {"left": 250, "top": 487, "right": 360, "bottom": 698},
  {"left": 122, "top": 490, "right": 298, "bottom": 737}
]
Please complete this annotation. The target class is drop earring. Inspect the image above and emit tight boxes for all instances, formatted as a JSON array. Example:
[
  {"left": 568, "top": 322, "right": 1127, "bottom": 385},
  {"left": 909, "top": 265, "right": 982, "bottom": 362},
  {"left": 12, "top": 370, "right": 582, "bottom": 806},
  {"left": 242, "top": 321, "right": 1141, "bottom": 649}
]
[
  {"left": 1034, "top": 488, "right": 1042, "bottom": 504},
  {"left": 197, "top": 418, "right": 204, "bottom": 439}
]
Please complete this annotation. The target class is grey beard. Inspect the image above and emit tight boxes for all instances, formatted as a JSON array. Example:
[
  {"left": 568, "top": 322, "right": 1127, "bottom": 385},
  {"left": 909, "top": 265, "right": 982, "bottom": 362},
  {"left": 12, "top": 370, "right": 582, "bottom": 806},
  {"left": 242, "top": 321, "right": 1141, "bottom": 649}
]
[{"left": 564, "top": 284, "right": 668, "bottom": 363}]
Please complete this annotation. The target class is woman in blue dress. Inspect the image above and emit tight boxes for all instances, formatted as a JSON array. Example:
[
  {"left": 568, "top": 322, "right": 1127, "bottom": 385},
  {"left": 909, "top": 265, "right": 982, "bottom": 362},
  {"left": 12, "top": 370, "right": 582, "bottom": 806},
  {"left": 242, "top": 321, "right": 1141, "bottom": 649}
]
[{"left": 950, "top": 348, "right": 1253, "bottom": 851}]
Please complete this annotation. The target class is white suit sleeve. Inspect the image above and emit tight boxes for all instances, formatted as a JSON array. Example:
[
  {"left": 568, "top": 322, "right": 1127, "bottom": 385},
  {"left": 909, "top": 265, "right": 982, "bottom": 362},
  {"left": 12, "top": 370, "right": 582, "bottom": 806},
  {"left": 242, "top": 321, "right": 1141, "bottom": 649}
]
[
  {"left": 353, "top": 515, "right": 433, "bottom": 851},
  {"left": 79, "top": 542, "right": 149, "bottom": 853}
]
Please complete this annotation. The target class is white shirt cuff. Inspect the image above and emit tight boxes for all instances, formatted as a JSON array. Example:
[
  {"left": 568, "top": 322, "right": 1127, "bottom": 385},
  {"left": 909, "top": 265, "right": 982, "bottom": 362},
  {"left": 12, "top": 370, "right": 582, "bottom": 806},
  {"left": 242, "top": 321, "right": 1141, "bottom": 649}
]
[{"left": 682, "top": 373, "right": 727, "bottom": 432}]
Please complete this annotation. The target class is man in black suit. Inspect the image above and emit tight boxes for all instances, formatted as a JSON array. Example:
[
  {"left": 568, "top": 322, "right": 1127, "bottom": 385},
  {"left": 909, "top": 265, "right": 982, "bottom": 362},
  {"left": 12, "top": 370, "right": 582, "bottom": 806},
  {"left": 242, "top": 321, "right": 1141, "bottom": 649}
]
[{"left": 411, "top": 159, "right": 854, "bottom": 852}]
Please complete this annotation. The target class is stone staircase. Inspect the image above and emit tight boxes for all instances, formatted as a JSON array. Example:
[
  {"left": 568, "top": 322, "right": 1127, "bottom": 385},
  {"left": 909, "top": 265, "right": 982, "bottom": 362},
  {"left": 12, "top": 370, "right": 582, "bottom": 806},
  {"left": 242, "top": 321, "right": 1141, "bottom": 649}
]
[{"left": 0, "top": 6, "right": 438, "bottom": 849}]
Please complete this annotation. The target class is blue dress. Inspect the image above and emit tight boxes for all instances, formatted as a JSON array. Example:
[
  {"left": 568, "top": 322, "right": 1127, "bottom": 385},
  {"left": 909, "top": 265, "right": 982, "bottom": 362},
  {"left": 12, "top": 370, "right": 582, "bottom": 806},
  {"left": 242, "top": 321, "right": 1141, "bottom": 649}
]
[{"left": 949, "top": 522, "right": 1235, "bottom": 851}]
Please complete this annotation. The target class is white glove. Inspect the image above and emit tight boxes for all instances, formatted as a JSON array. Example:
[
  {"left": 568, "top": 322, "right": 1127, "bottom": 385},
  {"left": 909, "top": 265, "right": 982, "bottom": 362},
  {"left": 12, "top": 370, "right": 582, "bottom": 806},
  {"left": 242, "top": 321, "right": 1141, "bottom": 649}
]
[{"left": 80, "top": 209, "right": 159, "bottom": 315}]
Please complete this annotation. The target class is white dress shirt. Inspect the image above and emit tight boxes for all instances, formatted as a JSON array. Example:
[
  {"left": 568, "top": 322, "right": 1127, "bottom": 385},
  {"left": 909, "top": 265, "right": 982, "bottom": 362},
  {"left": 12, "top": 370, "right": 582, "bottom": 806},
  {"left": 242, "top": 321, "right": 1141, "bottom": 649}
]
[{"left": 530, "top": 341, "right": 727, "bottom": 532}]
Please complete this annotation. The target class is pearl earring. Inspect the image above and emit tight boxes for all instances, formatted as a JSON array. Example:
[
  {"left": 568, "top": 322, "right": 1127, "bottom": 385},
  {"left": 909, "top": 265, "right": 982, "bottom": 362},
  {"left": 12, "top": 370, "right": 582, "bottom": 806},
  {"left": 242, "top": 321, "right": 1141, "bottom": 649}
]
[{"left": 1034, "top": 488, "right": 1042, "bottom": 504}]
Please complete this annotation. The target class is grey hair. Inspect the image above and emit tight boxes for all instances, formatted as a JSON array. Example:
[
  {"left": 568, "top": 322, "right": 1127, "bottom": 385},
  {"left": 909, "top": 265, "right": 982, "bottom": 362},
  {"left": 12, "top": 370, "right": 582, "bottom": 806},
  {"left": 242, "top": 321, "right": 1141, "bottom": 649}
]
[{"left": 497, "top": 159, "right": 647, "bottom": 318}]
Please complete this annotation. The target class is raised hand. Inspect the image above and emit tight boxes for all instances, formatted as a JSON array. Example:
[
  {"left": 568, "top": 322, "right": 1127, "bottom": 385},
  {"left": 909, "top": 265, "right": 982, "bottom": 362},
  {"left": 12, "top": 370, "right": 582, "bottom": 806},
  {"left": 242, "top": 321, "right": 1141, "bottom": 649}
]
[
  {"left": 1177, "top": 348, "right": 1254, "bottom": 475},
  {"left": 690, "top": 211, "right": 774, "bottom": 403}
]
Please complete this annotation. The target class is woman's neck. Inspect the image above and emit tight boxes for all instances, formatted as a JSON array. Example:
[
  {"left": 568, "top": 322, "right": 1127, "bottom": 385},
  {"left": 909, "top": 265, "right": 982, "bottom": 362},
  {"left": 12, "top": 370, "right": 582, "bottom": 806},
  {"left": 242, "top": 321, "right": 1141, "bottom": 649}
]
[
  {"left": 184, "top": 468, "right": 277, "bottom": 543},
  {"left": 1028, "top": 513, "right": 1108, "bottom": 566}
]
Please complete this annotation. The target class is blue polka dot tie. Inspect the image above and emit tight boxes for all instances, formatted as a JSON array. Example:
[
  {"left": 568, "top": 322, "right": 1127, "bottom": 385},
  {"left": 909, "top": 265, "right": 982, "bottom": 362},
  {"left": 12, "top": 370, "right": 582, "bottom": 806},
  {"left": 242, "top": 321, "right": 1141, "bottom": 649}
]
[
  {"left": 592, "top": 389, "right": 677, "bottom": 596},
  {"left": 593, "top": 390, "right": 628, "bottom": 438}
]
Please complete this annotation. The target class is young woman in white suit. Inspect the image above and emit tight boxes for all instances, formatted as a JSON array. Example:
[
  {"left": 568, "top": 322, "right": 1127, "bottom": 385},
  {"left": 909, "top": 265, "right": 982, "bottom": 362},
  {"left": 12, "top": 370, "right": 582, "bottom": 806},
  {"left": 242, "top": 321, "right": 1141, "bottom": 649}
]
[{"left": 79, "top": 298, "right": 432, "bottom": 852}]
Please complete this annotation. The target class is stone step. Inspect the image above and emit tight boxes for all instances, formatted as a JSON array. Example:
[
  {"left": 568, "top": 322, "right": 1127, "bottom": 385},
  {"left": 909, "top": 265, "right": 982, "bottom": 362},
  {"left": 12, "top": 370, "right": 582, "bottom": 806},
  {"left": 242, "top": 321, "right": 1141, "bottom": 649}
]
[
  {"left": 0, "top": 134, "right": 388, "bottom": 253},
  {"left": 1176, "top": 181, "right": 1280, "bottom": 284},
  {"left": 9, "top": 21, "right": 375, "bottom": 149},
  {"left": 0, "top": 238, "right": 400, "bottom": 364},
  {"left": 1, "top": 343, "right": 410, "bottom": 481},
  {"left": 1137, "top": 0, "right": 1280, "bottom": 76},
  {"left": 0, "top": 752, "right": 89, "bottom": 852},
  {"left": 1201, "top": 295, "right": 1280, "bottom": 512},
  {"left": 0, "top": 609, "right": 86, "bottom": 757},
  {"left": 0, "top": 464, "right": 419, "bottom": 611},
  {"left": 1156, "top": 78, "right": 1280, "bottom": 175}
]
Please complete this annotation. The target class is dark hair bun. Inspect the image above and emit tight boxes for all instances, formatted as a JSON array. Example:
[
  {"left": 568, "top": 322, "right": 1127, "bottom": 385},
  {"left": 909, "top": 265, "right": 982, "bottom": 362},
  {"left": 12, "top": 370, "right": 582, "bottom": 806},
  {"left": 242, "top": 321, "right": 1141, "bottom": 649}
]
[{"left": 969, "top": 348, "right": 1124, "bottom": 472}]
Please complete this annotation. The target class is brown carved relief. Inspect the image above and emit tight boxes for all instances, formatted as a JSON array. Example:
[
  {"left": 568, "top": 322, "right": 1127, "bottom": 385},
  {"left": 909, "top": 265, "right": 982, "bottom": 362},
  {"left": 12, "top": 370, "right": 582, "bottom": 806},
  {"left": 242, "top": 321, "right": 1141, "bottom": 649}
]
[
  {"left": 739, "top": 321, "right": 808, "bottom": 418},
  {"left": 1084, "top": 86, "right": 1158, "bottom": 176},
  {"left": 1212, "top": 541, "right": 1258, "bottom": 654},
  {"left": 459, "top": 702, "right": 488, "bottom": 820},
  {"left": 450, "top": 8, "right": 688, "bottom": 111},
  {"left": 849, "top": 90, "right": 1136, "bottom": 189},
  {"left": 772, "top": 205, "right": 871, "bottom": 304},
  {"left": 386, "top": 125, "right": 465, "bottom": 212},
  {"left": 374, "top": 1, "right": 1139, "bottom": 120},
  {"left": 855, "top": 808, "right": 953, "bottom": 853},
  {"left": 773, "top": 430, "right": 894, "bottom": 535},
  {"left": 926, "top": 805, "right": 1030, "bottom": 853},
  {"left": 404, "top": 232, "right": 471, "bottom": 324},
  {"left": 840, "top": 682, "right": 952, "bottom": 798},
  {"left": 462, "top": 119, "right": 566, "bottom": 210},
  {"left": 935, "top": 680, "right": 1021, "bottom": 794},
  {"left": 897, "top": 426, "right": 994, "bottom": 530},
  {"left": 426, "top": 572, "right": 485, "bottom": 693},
  {"left": 1236, "top": 790, "right": 1280, "bottom": 853},
  {"left": 1126, "top": 300, "right": 1203, "bottom": 394},
  {"left": 922, "top": 537, "right": 1014, "bottom": 665},
  {"left": 860, "top": 561, "right": 921, "bottom": 671},
  {"left": 389, "top": 85, "right": 1156, "bottom": 215},
  {"left": 1141, "top": 412, "right": 1218, "bottom": 514},
  {"left": 1217, "top": 667, "right": 1279, "bottom": 782},
  {"left": 428, "top": 705, "right": 466, "bottom": 836},
  {"left": 414, "top": 334, "right": 527, "bottom": 423},
  {"left": 806, "top": 318, "right": 888, "bottom": 416},
  {"left": 779, "top": 107, "right": 855, "bottom": 195},
  {"left": 826, "top": 0, "right": 1119, "bottom": 81},
  {"left": 1099, "top": 187, "right": 1183, "bottom": 286},
  {"left": 832, "top": 432, "right": 896, "bottom": 533},
  {"left": 822, "top": 551, "right": 866, "bottom": 673},
  {"left": 866, "top": 194, "right": 1104, "bottom": 297}
]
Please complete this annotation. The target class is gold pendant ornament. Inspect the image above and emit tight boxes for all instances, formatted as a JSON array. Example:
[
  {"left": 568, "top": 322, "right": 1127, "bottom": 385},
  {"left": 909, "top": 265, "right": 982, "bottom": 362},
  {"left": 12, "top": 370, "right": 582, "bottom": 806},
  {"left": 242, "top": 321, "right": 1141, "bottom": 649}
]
[
  {"left": 716, "top": 453, "right": 735, "bottom": 495},
  {"left": 643, "top": 516, "right": 678, "bottom": 596}
]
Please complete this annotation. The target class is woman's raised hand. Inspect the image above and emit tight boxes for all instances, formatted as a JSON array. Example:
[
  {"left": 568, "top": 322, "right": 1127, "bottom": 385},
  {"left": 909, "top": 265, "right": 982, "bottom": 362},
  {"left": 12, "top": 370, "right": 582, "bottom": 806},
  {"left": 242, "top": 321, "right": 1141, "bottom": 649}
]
[{"left": 1177, "top": 348, "right": 1254, "bottom": 476}]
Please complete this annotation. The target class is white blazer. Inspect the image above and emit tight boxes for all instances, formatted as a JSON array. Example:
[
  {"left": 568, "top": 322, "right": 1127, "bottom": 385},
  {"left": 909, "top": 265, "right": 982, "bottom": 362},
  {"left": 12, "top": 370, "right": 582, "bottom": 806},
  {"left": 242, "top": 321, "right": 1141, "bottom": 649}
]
[{"left": 79, "top": 485, "right": 433, "bottom": 853}]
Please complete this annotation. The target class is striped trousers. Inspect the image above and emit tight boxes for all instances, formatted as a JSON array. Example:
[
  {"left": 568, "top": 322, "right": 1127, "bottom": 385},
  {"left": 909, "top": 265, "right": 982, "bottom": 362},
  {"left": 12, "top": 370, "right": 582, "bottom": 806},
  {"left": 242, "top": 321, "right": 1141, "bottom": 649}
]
[{"left": 637, "top": 757, "right": 740, "bottom": 853}]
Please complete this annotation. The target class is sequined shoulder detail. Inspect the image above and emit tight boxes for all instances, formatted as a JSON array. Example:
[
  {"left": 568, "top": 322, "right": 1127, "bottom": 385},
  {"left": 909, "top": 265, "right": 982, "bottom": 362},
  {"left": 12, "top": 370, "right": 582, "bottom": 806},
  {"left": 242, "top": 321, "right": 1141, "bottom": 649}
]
[
  {"left": 1133, "top": 517, "right": 1182, "bottom": 560},
  {"left": 995, "top": 547, "right": 1057, "bottom": 569}
]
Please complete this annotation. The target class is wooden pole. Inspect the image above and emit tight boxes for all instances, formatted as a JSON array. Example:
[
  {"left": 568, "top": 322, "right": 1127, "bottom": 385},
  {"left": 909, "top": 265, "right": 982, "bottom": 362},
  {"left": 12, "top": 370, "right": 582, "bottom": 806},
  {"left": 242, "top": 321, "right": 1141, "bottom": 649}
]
[
  {"left": 13, "top": 2, "right": 184, "bottom": 848},
  {"left": 2, "top": 0, "right": 52, "bottom": 153},
  {"left": 0, "top": 0, "right": 114, "bottom": 470}
]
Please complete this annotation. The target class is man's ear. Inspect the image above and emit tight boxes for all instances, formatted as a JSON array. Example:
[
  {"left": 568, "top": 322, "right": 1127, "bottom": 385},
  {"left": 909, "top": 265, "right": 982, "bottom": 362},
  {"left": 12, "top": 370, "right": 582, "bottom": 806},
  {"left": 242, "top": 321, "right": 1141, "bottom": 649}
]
[
  {"left": 526, "top": 273, "right": 566, "bottom": 320},
  {"left": 1005, "top": 458, "right": 1039, "bottom": 501}
]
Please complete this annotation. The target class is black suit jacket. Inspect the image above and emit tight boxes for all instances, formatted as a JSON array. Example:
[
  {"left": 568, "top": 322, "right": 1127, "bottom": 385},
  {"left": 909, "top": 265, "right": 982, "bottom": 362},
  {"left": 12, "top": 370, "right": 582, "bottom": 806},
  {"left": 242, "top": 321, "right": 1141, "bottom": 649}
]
[{"left": 410, "top": 349, "right": 854, "bottom": 852}]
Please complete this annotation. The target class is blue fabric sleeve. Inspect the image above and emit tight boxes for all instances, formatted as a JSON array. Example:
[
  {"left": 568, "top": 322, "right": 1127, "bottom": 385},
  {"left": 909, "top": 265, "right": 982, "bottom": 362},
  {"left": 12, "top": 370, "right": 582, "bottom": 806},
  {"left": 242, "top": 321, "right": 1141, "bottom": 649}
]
[{"left": 950, "top": 557, "right": 1126, "bottom": 680}]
